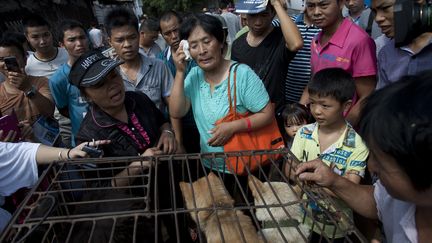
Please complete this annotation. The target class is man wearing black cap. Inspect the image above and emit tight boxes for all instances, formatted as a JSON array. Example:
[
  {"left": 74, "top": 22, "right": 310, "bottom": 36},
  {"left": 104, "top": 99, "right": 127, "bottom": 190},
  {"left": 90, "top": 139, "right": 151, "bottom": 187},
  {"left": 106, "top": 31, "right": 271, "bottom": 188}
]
[{"left": 70, "top": 50, "right": 176, "bottom": 164}]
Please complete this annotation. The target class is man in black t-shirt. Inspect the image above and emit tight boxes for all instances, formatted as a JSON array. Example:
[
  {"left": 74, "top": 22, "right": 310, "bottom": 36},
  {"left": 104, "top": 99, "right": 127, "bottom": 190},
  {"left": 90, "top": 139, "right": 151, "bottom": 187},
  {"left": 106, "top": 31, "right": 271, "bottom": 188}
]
[{"left": 232, "top": 0, "right": 303, "bottom": 111}]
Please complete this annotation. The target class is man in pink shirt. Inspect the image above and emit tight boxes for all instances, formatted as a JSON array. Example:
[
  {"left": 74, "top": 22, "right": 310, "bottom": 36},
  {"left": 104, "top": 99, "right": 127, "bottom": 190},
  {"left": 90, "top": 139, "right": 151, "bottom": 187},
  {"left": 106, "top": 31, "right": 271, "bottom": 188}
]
[{"left": 300, "top": 0, "right": 377, "bottom": 126}]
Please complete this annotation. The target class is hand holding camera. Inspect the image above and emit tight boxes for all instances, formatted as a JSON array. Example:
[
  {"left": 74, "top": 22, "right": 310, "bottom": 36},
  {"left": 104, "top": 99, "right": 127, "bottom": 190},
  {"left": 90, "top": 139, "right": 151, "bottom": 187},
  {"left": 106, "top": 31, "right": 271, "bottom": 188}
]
[{"left": 4, "top": 56, "right": 30, "bottom": 91}]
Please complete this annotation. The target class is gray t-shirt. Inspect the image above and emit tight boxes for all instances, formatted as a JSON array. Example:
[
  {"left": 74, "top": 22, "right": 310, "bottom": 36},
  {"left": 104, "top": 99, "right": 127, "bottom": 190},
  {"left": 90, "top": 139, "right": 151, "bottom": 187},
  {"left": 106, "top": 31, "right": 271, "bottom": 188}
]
[
  {"left": 120, "top": 53, "right": 173, "bottom": 112},
  {"left": 342, "top": 6, "right": 382, "bottom": 39},
  {"left": 220, "top": 12, "right": 241, "bottom": 46}
]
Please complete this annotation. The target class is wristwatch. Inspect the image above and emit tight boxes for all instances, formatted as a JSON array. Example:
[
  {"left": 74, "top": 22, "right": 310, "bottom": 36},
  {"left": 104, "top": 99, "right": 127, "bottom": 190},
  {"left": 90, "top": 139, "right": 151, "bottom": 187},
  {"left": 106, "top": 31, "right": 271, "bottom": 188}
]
[{"left": 25, "top": 85, "right": 36, "bottom": 98}]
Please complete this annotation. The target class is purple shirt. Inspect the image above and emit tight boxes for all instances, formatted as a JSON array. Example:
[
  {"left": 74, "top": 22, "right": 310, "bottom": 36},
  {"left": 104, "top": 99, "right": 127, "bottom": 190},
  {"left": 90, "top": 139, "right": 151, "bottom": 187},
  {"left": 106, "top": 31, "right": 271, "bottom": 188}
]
[
  {"left": 311, "top": 18, "right": 377, "bottom": 78},
  {"left": 377, "top": 39, "right": 432, "bottom": 89}
]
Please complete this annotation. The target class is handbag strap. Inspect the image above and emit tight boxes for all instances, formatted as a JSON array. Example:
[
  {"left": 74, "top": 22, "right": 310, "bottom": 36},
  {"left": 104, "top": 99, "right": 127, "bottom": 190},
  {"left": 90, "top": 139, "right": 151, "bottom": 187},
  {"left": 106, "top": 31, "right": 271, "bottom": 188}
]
[{"left": 226, "top": 62, "right": 240, "bottom": 117}]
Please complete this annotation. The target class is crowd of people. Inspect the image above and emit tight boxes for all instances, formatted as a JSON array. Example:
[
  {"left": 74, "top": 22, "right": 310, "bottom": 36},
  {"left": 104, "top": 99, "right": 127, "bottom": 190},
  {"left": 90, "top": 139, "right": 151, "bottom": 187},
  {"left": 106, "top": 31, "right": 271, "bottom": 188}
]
[{"left": 0, "top": 0, "right": 431, "bottom": 242}]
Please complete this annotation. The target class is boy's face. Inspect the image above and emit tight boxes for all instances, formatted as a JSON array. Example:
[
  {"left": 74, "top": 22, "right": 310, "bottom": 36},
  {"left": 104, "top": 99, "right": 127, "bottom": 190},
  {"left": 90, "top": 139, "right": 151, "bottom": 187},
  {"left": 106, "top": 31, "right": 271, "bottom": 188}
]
[
  {"left": 371, "top": 0, "right": 395, "bottom": 38},
  {"left": 308, "top": 94, "right": 350, "bottom": 127},
  {"left": 367, "top": 145, "right": 432, "bottom": 206},
  {"left": 306, "top": 0, "right": 344, "bottom": 29},
  {"left": 61, "top": 27, "right": 89, "bottom": 60},
  {"left": 109, "top": 25, "right": 140, "bottom": 62},
  {"left": 25, "top": 26, "right": 54, "bottom": 54}
]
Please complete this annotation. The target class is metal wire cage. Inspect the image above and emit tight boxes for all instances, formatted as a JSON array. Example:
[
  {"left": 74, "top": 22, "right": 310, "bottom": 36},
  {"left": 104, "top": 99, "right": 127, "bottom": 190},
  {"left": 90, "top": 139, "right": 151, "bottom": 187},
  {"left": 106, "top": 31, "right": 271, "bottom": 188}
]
[{"left": 1, "top": 149, "right": 367, "bottom": 243}]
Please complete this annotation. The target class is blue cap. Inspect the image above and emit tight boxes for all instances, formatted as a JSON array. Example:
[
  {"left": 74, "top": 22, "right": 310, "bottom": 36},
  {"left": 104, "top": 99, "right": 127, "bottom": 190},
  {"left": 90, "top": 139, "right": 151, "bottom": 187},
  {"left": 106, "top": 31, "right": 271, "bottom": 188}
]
[{"left": 235, "top": 0, "right": 269, "bottom": 14}]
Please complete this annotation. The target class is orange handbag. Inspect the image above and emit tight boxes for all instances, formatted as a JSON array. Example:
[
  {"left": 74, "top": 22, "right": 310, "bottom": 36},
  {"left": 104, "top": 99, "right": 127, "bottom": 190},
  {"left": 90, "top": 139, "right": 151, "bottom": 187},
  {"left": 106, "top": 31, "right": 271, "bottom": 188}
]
[{"left": 215, "top": 63, "right": 285, "bottom": 175}]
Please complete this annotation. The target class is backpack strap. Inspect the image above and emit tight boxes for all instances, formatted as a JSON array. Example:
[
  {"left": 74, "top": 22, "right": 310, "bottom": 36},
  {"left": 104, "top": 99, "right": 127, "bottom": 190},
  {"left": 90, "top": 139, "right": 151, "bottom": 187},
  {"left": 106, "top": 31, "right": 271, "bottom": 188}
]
[{"left": 366, "top": 10, "right": 375, "bottom": 36}]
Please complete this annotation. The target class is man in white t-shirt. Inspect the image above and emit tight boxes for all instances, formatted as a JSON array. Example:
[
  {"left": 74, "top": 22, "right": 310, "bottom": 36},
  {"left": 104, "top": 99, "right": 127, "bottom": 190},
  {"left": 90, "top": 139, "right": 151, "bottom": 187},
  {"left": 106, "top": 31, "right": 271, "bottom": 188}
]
[
  {"left": 219, "top": 1, "right": 241, "bottom": 47},
  {"left": 23, "top": 14, "right": 71, "bottom": 146},
  {"left": 23, "top": 15, "right": 69, "bottom": 78},
  {"left": 0, "top": 140, "right": 109, "bottom": 233},
  {"left": 88, "top": 22, "right": 104, "bottom": 49}
]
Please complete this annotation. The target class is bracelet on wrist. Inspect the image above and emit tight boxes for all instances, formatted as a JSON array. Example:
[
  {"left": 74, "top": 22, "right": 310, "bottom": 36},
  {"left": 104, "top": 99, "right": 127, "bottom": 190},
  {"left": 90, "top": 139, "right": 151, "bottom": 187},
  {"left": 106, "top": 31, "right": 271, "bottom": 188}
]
[
  {"left": 163, "top": 129, "right": 175, "bottom": 136},
  {"left": 245, "top": 117, "right": 252, "bottom": 132},
  {"left": 67, "top": 149, "right": 72, "bottom": 159}
]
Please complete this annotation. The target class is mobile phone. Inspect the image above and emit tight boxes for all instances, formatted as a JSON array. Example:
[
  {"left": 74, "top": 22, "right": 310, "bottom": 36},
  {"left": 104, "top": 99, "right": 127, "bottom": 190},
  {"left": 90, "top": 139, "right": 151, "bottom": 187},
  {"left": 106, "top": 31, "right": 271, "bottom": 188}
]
[
  {"left": 0, "top": 111, "right": 21, "bottom": 141},
  {"left": 82, "top": 145, "right": 104, "bottom": 158},
  {"left": 4, "top": 56, "right": 21, "bottom": 73}
]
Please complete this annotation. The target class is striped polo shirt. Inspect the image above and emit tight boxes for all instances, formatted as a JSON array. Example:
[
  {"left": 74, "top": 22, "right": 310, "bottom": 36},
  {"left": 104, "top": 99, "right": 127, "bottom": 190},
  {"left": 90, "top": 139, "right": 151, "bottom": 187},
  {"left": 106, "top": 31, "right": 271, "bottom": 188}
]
[{"left": 285, "top": 14, "right": 321, "bottom": 103}]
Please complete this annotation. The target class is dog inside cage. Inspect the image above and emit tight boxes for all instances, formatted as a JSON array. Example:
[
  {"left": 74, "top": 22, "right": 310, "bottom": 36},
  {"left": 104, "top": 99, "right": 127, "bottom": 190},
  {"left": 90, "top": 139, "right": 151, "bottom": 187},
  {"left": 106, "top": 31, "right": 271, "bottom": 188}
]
[{"left": 1, "top": 150, "right": 367, "bottom": 243}]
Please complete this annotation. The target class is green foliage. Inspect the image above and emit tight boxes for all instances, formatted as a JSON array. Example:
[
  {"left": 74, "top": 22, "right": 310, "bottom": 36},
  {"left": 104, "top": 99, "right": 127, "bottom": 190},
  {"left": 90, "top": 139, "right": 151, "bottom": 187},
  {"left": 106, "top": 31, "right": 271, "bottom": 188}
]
[{"left": 141, "top": 0, "right": 203, "bottom": 16}]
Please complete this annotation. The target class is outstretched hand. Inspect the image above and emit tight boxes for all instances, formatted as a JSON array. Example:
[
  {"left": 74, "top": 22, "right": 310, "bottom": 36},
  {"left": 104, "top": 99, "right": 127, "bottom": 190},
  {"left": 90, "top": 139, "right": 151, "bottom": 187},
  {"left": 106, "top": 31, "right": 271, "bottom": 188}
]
[
  {"left": 295, "top": 159, "right": 337, "bottom": 188},
  {"left": 70, "top": 140, "right": 111, "bottom": 158}
]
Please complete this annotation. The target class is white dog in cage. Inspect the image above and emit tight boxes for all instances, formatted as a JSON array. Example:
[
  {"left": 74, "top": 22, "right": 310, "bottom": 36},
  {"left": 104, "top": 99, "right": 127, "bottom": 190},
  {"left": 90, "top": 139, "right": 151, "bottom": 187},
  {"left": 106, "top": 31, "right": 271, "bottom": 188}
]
[
  {"left": 180, "top": 172, "right": 262, "bottom": 243},
  {"left": 248, "top": 175, "right": 310, "bottom": 243}
]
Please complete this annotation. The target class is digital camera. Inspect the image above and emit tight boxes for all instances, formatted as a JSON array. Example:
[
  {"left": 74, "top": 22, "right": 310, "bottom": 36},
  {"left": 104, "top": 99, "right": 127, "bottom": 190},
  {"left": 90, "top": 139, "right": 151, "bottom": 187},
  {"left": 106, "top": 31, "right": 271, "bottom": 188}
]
[{"left": 394, "top": 0, "right": 432, "bottom": 47}]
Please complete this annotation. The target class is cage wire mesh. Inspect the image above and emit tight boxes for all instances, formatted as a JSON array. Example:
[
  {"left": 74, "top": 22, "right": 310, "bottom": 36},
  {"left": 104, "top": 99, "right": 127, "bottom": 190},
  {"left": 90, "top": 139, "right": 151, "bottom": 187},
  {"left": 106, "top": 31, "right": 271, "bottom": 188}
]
[{"left": 1, "top": 149, "right": 367, "bottom": 243}]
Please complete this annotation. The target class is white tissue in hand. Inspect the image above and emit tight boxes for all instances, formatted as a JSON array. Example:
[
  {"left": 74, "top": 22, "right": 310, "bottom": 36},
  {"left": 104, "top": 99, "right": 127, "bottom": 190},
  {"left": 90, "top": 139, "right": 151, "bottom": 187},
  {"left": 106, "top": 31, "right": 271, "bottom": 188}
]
[{"left": 180, "top": 40, "right": 192, "bottom": 61}]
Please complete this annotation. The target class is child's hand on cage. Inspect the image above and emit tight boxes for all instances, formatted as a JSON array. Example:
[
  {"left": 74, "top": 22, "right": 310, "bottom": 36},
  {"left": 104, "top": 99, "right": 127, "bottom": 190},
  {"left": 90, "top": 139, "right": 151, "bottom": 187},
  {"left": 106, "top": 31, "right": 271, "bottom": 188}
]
[
  {"left": 207, "top": 122, "right": 235, "bottom": 146},
  {"left": 295, "top": 159, "right": 337, "bottom": 188}
]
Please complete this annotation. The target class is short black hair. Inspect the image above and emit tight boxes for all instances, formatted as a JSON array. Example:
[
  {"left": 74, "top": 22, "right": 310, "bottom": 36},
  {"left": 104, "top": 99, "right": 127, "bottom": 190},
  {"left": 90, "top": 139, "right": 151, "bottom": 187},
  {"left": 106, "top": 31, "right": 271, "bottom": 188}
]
[
  {"left": 23, "top": 14, "right": 50, "bottom": 34},
  {"left": 180, "top": 14, "right": 224, "bottom": 44},
  {"left": 139, "top": 18, "right": 160, "bottom": 32},
  {"left": 1, "top": 31, "right": 26, "bottom": 45},
  {"left": 159, "top": 10, "right": 183, "bottom": 26},
  {"left": 359, "top": 71, "right": 432, "bottom": 191},
  {"left": 282, "top": 103, "right": 314, "bottom": 126},
  {"left": 104, "top": 8, "right": 138, "bottom": 37},
  {"left": 58, "top": 19, "right": 86, "bottom": 43},
  {"left": 0, "top": 37, "right": 26, "bottom": 58},
  {"left": 220, "top": 0, "right": 229, "bottom": 9},
  {"left": 308, "top": 68, "right": 356, "bottom": 104}
]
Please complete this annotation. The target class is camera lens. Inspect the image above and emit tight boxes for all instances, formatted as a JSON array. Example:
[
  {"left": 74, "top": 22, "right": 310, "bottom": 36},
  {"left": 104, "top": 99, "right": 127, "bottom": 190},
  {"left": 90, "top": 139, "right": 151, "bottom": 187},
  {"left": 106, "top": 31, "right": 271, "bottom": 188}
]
[{"left": 394, "top": 0, "right": 432, "bottom": 46}]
